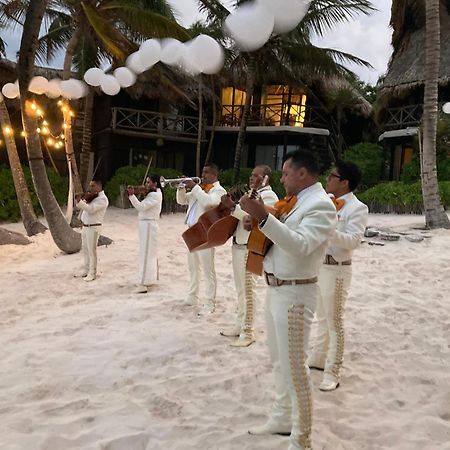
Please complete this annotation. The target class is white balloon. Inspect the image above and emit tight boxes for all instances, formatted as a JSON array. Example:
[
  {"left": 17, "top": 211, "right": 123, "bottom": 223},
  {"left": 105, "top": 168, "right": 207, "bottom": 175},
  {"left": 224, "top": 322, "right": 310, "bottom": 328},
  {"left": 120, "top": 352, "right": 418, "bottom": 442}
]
[
  {"left": 84, "top": 67, "right": 104, "bottom": 86},
  {"left": 443, "top": 102, "right": 450, "bottom": 114},
  {"left": 224, "top": 2, "right": 274, "bottom": 52},
  {"left": 100, "top": 74, "right": 121, "bottom": 96},
  {"left": 257, "top": 0, "right": 309, "bottom": 34},
  {"left": 29, "top": 76, "right": 49, "bottom": 95},
  {"left": 2, "top": 83, "right": 20, "bottom": 99},
  {"left": 178, "top": 42, "right": 202, "bottom": 76},
  {"left": 189, "top": 34, "right": 224, "bottom": 75},
  {"left": 113, "top": 67, "right": 136, "bottom": 88},
  {"left": 60, "top": 79, "right": 81, "bottom": 99},
  {"left": 46, "top": 79, "right": 62, "bottom": 98},
  {"left": 160, "top": 38, "right": 184, "bottom": 66},
  {"left": 139, "top": 38, "right": 161, "bottom": 70},
  {"left": 126, "top": 51, "right": 146, "bottom": 74}
]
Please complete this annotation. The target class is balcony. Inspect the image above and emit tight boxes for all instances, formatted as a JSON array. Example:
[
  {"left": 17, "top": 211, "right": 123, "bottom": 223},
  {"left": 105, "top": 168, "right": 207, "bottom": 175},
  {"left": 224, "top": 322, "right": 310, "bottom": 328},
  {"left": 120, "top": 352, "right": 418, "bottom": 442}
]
[
  {"left": 111, "top": 107, "right": 205, "bottom": 143},
  {"left": 219, "top": 103, "right": 329, "bottom": 129}
]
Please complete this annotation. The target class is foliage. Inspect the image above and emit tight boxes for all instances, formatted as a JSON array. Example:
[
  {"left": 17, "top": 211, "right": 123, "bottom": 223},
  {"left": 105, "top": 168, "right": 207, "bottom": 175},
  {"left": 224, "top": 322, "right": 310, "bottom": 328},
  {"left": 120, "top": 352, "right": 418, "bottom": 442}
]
[
  {"left": 359, "top": 181, "right": 450, "bottom": 214},
  {"left": 354, "top": 79, "right": 377, "bottom": 104},
  {"left": 401, "top": 117, "right": 450, "bottom": 183},
  {"left": 0, "top": 165, "right": 68, "bottom": 222},
  {"left": 343, "top": 142, "right": 384, "bottom": 190}
]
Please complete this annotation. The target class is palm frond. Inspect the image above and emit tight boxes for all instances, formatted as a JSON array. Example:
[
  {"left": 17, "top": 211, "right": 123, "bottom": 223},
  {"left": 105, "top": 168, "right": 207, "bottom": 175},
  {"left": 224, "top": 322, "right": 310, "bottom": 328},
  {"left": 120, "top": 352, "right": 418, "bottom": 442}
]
[
  {"left": 37, "top": 16, "right": 72, "bottom": 65},
  {"left": 196, "top": 0, "right": 230, "bottom": 23}
]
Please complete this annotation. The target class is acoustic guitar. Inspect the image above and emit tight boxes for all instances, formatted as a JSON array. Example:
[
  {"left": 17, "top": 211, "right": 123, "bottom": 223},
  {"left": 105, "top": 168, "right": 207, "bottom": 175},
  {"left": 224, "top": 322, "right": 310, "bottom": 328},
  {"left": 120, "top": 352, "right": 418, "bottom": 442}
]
[
  {"left": 245, "top": 177, "right": 275, "bottom": 276},
  {"left": 182, "top": 185, "right": 246, "bottom": 252}
]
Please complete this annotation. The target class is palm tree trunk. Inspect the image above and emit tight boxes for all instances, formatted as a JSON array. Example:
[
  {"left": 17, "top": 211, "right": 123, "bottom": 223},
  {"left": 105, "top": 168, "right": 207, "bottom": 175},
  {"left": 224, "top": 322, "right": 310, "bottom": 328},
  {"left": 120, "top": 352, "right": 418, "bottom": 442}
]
[
  {"left": 18, "top": 0, "right": 81, "bottom": 253},
  {"left": 0, "top": 94, "right": 46, "bottom": 236},
  {"left": 421, "top": 0, "right": 450, "bottom": 228},
  {"left": 233, "top": 55, "right": 255, "bottom": 185},
  {"left": 196, "top": 75, "right": 203, "bottom": 177},
  {"left": 80, "top": 88, "right": 95, "bottom": 189},
  {"left": 204, "top": 75, "right": 217, "bottom": 165}
]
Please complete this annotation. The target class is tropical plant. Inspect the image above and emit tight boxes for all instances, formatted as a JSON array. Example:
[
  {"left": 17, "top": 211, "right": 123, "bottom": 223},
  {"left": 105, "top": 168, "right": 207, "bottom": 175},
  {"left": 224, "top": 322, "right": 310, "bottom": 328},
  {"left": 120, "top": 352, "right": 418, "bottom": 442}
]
[{"left": 197, "top": 0, "right": 376, "bottom": 183}]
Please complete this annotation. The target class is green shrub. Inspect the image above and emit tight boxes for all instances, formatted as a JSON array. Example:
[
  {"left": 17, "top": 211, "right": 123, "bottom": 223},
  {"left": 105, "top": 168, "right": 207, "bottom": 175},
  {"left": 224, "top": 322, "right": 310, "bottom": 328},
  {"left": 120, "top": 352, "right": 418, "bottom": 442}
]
[
  {"left": 343, "top": 142, "right": 384, "bottom": 189},
  {"left": 359, "top": 181, "right": 450, "bottom": 214},
  {"left": 0, "top": 165, "right": 68, "bottom": 222}
]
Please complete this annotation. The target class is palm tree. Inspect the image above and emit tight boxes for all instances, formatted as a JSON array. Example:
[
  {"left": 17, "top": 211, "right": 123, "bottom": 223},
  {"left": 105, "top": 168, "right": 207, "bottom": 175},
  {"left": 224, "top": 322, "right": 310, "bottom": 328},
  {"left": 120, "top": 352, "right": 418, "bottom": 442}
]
[
  {"left": 197, "top": 0, "right": 375, "bottom": 183},
  {"left": 17, "top": 0, "right": 81, "bottom": 253},
  {"left": 0, "top": 93, "right": 47, "bottom": 235},
  {"left": 421, "top": 0, "right": 450, "bottom": 228}
]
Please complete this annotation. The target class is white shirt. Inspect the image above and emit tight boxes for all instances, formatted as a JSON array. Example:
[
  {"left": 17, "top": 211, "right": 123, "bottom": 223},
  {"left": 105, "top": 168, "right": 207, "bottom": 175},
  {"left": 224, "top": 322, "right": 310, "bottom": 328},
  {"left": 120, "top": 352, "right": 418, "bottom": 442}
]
[
  {"left": 77, "top": 191, "right": 109, "bottom": 225},
  {"left": 129, "top": 189, "right": 163, "bottom": 220}
]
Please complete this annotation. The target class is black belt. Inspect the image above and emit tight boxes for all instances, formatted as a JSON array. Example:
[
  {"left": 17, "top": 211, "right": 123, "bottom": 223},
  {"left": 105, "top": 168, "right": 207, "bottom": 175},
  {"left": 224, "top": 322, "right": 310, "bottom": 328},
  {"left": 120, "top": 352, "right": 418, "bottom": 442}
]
[
  {"left": 265, "top": 272, "right": 318, "bottom": 287},
  {"left": 324, "top": 254, "right": 351, "bottom": 265},
  {"left": 82, "top": 223, "right": 102, "bottom": 227}
]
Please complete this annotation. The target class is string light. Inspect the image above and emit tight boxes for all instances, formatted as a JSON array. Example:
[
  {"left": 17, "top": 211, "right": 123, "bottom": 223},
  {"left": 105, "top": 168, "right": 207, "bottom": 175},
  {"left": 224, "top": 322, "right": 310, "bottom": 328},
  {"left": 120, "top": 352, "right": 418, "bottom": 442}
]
[{"left": 3, "top": 126, "right": 12, "bottom": 136}]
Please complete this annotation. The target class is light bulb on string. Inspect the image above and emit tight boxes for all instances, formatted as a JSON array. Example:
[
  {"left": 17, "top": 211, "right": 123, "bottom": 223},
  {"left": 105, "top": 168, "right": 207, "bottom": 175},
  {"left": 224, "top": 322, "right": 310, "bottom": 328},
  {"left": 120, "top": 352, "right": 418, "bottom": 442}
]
[{"left": 3, "top": 126, "right": 13, "bottom": 136}]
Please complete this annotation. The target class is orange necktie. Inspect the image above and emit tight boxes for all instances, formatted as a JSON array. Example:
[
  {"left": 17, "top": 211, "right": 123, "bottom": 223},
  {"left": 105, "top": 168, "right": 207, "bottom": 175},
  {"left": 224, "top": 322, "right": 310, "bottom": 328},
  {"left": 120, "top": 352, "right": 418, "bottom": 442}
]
[
  {"left": 330, "top": 196, "right": 345, "bottom": 211},
  {"left": 200, "top": 183, "right": 214, "bottom": 193}
]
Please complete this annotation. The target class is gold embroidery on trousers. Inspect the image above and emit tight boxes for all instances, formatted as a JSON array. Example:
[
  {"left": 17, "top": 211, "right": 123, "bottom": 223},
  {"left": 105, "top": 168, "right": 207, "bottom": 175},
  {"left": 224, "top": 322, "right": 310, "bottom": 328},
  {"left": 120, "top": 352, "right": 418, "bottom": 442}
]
[
  {"left": 288, "top": 304, "right": 312, "bottom": 450},
  {"left": 331, "top": 278, "right": 345, "bottom": 378},
  {"left": 243, "top": 252, "right": 254, "bottom": 339}
]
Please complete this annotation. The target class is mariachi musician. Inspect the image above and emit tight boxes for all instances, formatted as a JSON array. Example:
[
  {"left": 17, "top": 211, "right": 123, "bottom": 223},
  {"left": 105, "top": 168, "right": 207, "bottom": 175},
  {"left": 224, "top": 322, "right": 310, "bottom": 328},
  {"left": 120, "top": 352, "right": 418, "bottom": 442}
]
[
  {"left": 74, "top": 179, "right": 109, "bottom": 282},
  {"left": 220, "top": 165, "right": 278, "bottom": 347},
  {"left": 176, "top": 163, "right": 226, "bottom": 315},
  {"left": 127, "top": 175, "right": 163, "bottom": 294}
]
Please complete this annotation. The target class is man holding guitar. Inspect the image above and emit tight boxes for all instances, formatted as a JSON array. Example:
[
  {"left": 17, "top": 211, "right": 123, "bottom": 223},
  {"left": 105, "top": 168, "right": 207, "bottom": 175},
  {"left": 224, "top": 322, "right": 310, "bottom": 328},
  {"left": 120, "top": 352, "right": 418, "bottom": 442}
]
[
  {"left": 177, "top": 163, "right": 226, "bottom": 315},
  {"left": 240, "top": 150, "right": 336, "bottom": 450},
  {"left": 220, "top": 165, "right": 278, "bottom": 347}
]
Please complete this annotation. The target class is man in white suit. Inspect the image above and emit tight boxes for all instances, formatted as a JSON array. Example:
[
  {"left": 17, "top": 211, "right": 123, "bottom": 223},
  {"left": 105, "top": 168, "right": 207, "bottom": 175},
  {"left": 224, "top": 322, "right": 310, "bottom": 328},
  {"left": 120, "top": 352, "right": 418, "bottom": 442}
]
[
  {"left": 177, "top": 163, "right": 226, "bottom": 315},
  {"left": 74, "top": 179, "right": 109, "bottom": 282},
  {"left": 220, "top": 165, "right": 279, "bottom": 347},
  {"left": 308, "top": 160, "right": 368, "bottom": 391},
  {"left": 240, "top": 150, "right": 337, "bottom": 450}
]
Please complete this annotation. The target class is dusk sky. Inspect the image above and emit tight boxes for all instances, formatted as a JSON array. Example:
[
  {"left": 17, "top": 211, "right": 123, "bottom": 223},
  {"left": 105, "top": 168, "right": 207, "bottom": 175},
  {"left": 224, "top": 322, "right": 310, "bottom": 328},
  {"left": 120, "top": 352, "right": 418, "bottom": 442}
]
[{"left": 1, "top": 0, "right": 392, "bottom": 85}]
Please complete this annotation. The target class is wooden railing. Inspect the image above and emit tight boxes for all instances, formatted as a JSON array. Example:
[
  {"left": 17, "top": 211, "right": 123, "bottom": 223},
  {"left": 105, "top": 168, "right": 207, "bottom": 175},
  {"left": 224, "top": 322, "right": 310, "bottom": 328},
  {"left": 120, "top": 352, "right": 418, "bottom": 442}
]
[
  {"left": 111, "top": 107, "right": 204, "bottom": 141},
  {"left": 219, "top": 103, "right": 329, "bottom": 128},
  {"left": 384, "top": 103, "right": 447, "bottom": 130}
]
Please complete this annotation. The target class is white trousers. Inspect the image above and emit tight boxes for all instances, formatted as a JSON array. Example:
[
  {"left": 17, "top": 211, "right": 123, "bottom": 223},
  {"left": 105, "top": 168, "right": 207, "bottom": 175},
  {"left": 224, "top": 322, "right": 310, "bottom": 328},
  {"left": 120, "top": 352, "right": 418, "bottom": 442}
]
[
  {"left": 312, "top": 264, "right": 352, "bottom": 381},
  {"left": 265, "top": 284, "right": 317, "bottom": 450},
  {"left": 187, "top": 247, "right": 216, "bottom": 304},
  {"left": 231, "top": 245, "right": 257, "bottom": 335},
  {"left": 81, "top": 226, "right": 100, "bottom": 276},
  {"left": 138, "top": 220, "right": 158, "bottom": 286}
]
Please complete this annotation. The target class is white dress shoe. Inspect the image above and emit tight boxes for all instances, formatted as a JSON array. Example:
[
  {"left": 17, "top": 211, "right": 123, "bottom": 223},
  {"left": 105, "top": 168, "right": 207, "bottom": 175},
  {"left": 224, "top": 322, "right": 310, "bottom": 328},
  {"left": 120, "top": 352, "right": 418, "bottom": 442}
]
[
  {"left": 248, "top": 420, "right": 291, "bottom": 436},
  {"left": 183, "top": 297, "right": 197, "bottom": 306},
  {"left": 83, "top": 274, "right": 96, "bottom": 282},
  {"left": 319, "top": 378, "right": 340, "bottom": 391},
  {"left": 134, "top": 284, "right": 148, "bottom": 293},
  {"left": 230, "top": 336, "right": 255, "bottom": 347},
  {"left": 197, "top": 303, "right": 215, "bottom": 316},
  {"left": 220, "top": 327, "right": 241, "bottom": 337}
]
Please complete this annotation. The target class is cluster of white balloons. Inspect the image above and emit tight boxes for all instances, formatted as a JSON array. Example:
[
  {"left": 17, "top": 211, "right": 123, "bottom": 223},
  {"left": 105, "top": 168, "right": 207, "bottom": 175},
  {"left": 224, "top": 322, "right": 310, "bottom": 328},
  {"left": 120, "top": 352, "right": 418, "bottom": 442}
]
[
  {"left": 443, "top": 102, "right": 450, "bottom": 114},
  {"left": 83, "top": 35, "right": 224, "bottom": 96},
  {"left": 1, "top": 76, "right": 88, "bottom": 100},
  {"left": 224, "top": 0, "right": 310, "bottom": 51}
]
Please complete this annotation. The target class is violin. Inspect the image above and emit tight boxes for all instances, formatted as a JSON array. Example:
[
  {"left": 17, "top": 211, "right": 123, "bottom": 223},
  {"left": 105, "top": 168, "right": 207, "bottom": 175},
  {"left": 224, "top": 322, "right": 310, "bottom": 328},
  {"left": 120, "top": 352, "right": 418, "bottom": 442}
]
[
  {"left": 126, "top": 185, "right": 156, "bottom": 196},
  {"left": 80, "top": 191, "right": 99, "bottom": 203}
]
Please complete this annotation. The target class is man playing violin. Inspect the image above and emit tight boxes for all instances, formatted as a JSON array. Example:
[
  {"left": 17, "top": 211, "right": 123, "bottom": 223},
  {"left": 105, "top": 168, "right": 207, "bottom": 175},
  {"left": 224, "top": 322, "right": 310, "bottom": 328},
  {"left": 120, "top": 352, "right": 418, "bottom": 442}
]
[
  {"left": 240, "top": 150, "right": 336, "bottom": 450},
  {"left": 127, "top": 175, "right": 163, "bottom": 293},
  {"left": 74, "top": 179, "right": 109, "bottom": 282},
  {"left": 307, "top": 160, "right": 368, "bottom": 391},
  {"left": 220, "top": 165, "right": 278, "bottom": 347},
  {"left": 176, "top": 163, "right": 226, "bottom": 315}
]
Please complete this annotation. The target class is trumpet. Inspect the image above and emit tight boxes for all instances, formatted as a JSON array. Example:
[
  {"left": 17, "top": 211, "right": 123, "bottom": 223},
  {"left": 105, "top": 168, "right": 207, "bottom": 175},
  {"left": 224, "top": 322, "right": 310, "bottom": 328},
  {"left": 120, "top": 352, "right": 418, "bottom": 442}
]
[{"left": 160, "top": 176, "right": 201, "bottom": 188}]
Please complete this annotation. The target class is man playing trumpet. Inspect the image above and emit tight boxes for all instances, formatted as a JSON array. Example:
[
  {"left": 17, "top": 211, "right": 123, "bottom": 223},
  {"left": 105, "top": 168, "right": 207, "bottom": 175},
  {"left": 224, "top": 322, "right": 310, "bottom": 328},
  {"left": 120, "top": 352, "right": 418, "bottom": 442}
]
[{"left": 176, "top": 163, "right": 226, "bottom": 314}]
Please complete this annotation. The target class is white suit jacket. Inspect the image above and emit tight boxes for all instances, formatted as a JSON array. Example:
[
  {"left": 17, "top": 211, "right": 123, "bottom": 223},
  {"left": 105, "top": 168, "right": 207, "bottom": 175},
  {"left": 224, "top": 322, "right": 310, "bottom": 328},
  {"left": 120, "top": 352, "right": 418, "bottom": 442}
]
[
  {"left": 326, "top": 191, "right": 368, "bottom": 262},
  {"left": 77, "top": 191, "right": 109, "bottom": 225},
  {"left": 129, "top": 189, "right": 163, "bottom": 220},
  {"left": 176, "top": 181, "right": 226, "bottom": 226},
  {"left": 232, "top": 186, "right": 279, "bottom": 245},
  {"left": 261, "top": 182, "right": 337, "bottom": 280}
]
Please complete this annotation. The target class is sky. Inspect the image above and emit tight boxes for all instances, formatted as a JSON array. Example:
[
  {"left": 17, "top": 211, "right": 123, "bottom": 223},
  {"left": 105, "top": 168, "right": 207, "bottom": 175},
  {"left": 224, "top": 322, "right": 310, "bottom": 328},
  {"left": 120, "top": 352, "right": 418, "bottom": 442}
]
[{"left": 1, "top": 0, "right": 392, "bottom": 85}]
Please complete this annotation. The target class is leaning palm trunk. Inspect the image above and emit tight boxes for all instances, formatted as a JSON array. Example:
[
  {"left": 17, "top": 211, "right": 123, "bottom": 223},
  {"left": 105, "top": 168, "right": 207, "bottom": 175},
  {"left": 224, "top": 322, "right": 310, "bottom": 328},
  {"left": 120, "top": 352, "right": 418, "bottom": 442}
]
[
  {"left": 0, "top": 94, "right": 46, "bottom": 236},
  {"left": 421, "top": 0, "right": 450, "bottom": 229},
  {"left": 204, "top": 75, "right": 217, "bottom": 165},
  {"left": 195, "top": 75, "right": 203, "bottom": 177},
  {"left": 233, "top": 55, "right": 255, "bottom": 184},
  {"left": 18, "top": 0, "right": 81, "bottom": 253}
]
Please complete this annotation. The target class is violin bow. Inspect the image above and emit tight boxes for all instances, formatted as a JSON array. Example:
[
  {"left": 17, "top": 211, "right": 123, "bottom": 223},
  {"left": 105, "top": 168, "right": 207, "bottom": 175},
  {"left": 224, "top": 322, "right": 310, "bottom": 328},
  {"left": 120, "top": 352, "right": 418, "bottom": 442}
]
[{"left": 142, "top": 155, "right": 154, "bottom": 185}]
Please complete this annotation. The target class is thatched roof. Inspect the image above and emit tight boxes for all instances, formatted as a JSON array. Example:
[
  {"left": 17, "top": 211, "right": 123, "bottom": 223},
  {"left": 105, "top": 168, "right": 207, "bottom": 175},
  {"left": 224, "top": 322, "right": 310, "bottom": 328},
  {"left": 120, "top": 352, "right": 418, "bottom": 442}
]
[{"left": 380, "top": 0, "right": 450, "bottom": 93}]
